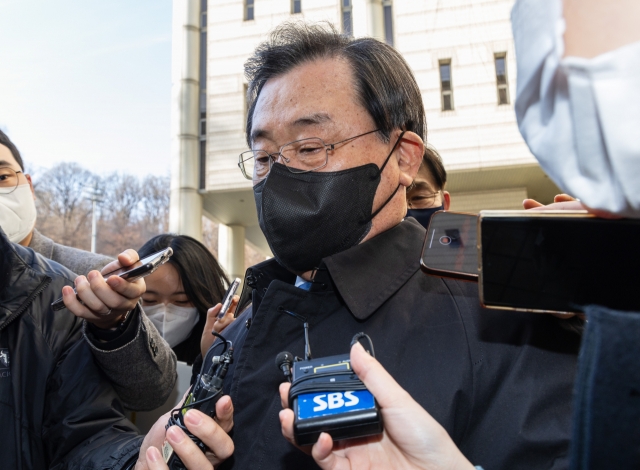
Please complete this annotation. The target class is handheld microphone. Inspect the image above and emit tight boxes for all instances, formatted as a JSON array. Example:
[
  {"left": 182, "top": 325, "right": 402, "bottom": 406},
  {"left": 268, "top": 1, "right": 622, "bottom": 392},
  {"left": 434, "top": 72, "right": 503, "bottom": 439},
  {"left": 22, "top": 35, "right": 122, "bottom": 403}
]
[{"left": 276, "top": 351, "right": 294, "bottom": 381}]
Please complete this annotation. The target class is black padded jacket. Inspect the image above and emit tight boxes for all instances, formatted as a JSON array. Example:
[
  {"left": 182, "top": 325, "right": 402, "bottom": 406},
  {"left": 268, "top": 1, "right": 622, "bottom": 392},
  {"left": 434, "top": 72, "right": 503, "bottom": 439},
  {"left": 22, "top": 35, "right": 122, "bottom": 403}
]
[{"left": 0, "top": 231, "right": 142, "bottom": 469}]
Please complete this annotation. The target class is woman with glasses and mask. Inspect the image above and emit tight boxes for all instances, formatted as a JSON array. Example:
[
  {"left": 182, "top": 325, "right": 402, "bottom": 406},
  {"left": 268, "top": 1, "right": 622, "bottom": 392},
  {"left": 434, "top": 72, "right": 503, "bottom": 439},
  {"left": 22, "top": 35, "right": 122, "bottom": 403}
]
[{"left": 406, "top": 146, "right": 451, "bottom": 229}]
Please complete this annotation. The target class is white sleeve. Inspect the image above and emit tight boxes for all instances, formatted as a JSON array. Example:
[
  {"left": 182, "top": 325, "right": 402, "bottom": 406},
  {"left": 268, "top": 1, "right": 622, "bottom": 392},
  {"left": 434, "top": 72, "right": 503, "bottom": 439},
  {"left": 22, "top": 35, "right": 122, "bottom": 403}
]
[{"left": 511, "top": 0, "right": 640, "bottom": 217}]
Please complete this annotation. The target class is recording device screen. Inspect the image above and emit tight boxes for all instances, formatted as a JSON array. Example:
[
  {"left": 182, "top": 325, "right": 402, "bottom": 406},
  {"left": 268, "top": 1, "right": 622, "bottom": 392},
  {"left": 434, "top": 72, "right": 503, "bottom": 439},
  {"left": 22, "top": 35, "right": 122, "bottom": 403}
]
[
  {"left": 480, "top": 214, "right": 640, "bottom": 313},
  {"left": 420, "top": 211, "right": 478, "bottom": 281}
]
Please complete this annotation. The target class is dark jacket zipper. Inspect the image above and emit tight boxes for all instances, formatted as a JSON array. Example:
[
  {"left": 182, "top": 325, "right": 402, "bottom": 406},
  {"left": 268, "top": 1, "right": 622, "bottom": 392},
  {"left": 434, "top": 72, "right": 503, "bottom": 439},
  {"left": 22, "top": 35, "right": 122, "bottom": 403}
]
[{"left": 0, "top": 276, "right": 52, "bottom": 333}]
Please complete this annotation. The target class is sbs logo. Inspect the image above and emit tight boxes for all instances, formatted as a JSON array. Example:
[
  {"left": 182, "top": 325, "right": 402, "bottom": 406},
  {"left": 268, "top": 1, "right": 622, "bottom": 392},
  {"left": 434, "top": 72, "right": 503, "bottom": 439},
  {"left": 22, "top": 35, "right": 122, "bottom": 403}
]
[{"left": 312, "top": 391, "right": 359, "bottom": 412}]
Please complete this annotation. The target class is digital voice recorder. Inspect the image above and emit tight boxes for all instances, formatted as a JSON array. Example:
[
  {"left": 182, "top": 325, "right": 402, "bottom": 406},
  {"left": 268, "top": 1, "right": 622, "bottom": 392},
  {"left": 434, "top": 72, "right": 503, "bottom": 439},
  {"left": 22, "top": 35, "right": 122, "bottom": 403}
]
[
  {"left": 278, "top": 320, "right": 383, "bottom": 446},
  {"left": 163, "top": 333, "right": 233, "bottom": 469}
]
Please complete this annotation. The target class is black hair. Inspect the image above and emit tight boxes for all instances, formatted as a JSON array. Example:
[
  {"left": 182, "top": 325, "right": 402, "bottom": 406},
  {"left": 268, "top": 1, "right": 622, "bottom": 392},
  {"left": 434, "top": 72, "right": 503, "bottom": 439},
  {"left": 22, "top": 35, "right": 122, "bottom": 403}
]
[
  {"left": 0, "top": 130, "right": 24, "bottom": 171},
  {"left": 244, "top": 22, "right": 426, "bottom": 145},
  {"left": 421, "top": 146, "right": 447, "bottom": 190},
  {"left": 138, "top": 234, "right": 229, "bottom": 364}
]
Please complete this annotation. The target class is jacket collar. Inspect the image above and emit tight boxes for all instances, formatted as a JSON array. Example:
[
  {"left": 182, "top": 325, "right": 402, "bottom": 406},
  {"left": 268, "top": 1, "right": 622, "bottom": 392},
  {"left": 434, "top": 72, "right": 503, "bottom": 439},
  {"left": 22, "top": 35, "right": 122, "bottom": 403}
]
[
  {"left": 323, "top": 218, "right": 425, "bottom": 320},
  {"left": 245, "top": 218, "right": 426, "bottom": 321},
  {"left": 0, "top": 228, "right": 50, "bottom": 329}
]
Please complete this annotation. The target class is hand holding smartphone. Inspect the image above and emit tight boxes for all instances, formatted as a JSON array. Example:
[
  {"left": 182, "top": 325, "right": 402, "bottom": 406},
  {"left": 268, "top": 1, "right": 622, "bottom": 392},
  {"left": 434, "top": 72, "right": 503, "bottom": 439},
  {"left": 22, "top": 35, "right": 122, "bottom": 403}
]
[
  {"left": 51, "top": 248, "right": 173, "bottom": 311},
  {"left": 420, "top": 210, "right": 640, "bottom": 315},
  {"left": 218, "top": 278, "right": 241, "bottom": 319}
]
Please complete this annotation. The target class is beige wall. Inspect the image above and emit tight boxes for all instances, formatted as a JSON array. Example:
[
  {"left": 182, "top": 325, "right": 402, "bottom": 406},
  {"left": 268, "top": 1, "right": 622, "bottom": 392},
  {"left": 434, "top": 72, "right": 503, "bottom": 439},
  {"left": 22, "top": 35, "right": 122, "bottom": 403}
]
[{"left": 205, "top": 0, "right": 536, "bottom": 193}]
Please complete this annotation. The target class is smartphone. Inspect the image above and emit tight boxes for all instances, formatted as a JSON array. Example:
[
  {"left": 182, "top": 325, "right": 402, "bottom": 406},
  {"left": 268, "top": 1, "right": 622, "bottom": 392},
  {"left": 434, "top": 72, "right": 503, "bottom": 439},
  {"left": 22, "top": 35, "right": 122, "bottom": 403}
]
[
  {"left": 218, "top": 277, "right": 241, "bottom": 319},
  {"left": 51, "top": 247, "right": 173, "bottom": 311},
  {"left": 478, "top": 211, "right": 640, "bottom": 314},
  {"left": 420, "top": 211, "right": 478, "bottom": 281}
]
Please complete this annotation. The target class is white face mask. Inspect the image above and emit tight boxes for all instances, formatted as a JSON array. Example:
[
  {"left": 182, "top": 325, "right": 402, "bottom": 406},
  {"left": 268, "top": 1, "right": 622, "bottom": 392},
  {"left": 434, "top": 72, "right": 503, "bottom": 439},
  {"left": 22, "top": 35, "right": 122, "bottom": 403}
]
[
  {"left": 512, "top": 0, "right": 640, "bottom": 217},
  {"left": 0, "top": 183, "right": 37, "bottom": 243},
  {"left": 144, "top": 303, "right": 200, "bottom": 348}
]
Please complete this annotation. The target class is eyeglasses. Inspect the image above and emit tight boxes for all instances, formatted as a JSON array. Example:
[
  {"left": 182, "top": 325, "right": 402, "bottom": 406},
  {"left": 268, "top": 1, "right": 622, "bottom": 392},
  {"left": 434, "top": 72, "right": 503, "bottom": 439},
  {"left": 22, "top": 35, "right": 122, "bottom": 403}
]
[
  {"left": 407, "top": 190, "right": 442, "bottom": 210},
  {"left": 0, "top": 167, "right": 23, "bottom": 194},
  {"left": 238, "top": 129, "right": 380, "bottom": 182}
]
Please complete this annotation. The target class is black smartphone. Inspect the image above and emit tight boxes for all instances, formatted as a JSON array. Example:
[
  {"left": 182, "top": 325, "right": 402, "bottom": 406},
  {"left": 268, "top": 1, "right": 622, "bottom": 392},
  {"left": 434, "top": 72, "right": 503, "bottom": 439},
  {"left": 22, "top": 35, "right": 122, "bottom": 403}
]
[
  {"left": 478, "top": 211, "right": 640, "bottom": 314},
  {"left": 51, "top": 247, "right": 173, "bottom": 311},
  {"left": 420, "top": 211, "right": 478, "bottom": 281},
  {"left": 218, "top": 277, "right": 241, "bottom": 319}
]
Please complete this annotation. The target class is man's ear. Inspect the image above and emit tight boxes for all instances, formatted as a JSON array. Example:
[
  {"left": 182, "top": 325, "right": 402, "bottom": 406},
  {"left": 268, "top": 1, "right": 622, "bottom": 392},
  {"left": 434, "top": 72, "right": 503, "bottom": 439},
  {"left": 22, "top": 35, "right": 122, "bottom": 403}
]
[
  {"left": 25, "top": 174, "right": 36, "bottom": 200},
  {"left": 395, "top": 131, "right": 423, "bottom": 188}
]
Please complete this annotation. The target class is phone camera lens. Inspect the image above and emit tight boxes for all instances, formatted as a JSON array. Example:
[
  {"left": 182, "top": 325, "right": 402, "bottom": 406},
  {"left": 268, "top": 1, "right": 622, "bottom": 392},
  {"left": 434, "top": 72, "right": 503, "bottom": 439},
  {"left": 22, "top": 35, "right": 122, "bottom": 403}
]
[{"left": 439, "top": 236, "right": 452, "bottom": 245}]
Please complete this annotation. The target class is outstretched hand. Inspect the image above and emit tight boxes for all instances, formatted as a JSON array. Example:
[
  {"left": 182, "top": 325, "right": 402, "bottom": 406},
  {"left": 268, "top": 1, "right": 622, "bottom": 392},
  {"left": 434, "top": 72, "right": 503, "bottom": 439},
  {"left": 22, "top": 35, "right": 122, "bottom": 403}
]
[
  {"left": 201, "top": 295, "right": 239, "bottom": 358},
  {"left": 279, "top": 342, "right": 474, "bottom": 470},
  {"left": 62, "top": 249, "right": 146, "bottom": 329}
]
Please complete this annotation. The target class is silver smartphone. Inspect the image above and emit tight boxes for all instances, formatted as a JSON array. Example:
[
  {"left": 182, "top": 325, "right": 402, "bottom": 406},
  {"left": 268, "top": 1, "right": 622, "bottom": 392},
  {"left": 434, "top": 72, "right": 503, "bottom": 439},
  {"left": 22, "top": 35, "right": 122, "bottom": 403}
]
[
  {"left": 51, "top": 247, "right": 173, "bottom": 311},
  {"left": 218, "top": 277, "right": 241, "bottom": 319}
]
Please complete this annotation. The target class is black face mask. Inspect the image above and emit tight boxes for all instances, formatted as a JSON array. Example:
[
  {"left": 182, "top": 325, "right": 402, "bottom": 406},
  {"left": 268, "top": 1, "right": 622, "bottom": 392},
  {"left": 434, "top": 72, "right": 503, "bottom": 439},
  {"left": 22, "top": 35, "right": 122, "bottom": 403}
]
[
  {"left": 254, "top": 135, "right": 403, "bottom": 273},
  {"left": 406, "top": 205, "right": 444, "bottom": 229}
]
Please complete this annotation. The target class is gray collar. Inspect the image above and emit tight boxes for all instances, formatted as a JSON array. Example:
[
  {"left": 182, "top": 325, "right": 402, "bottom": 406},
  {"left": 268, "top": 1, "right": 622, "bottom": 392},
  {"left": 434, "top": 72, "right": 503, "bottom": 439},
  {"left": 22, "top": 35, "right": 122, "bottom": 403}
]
[{"left": 28, "top": 229, "right": 55, "bottom": 259}]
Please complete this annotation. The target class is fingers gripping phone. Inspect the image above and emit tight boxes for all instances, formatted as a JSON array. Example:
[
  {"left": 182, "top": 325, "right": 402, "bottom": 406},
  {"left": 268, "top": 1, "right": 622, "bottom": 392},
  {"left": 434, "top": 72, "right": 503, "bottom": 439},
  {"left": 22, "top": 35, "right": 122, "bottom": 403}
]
[
  {"left": 217, "top": 277, "right": 241, "bottom": 319},
  {"left": 51, "top": 248, "right": 173, "bottom": 311}
]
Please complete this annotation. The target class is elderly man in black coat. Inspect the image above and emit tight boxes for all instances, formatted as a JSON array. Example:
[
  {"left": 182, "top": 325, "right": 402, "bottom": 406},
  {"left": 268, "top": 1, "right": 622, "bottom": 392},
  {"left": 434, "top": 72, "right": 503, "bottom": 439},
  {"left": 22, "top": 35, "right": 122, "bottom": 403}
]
[
  {"left": 132, "top": 22, "right": 580, "bottom": 470},
  {"left": 58, "top": 21, "right": 580, "bottom": 469}
]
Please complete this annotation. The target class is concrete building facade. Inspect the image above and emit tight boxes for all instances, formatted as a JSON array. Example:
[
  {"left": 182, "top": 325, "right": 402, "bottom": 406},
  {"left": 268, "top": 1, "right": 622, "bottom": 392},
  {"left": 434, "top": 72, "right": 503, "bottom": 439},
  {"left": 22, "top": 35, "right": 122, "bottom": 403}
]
[{"left": 170, "top": 0, "right": 560, "bottom": 278}]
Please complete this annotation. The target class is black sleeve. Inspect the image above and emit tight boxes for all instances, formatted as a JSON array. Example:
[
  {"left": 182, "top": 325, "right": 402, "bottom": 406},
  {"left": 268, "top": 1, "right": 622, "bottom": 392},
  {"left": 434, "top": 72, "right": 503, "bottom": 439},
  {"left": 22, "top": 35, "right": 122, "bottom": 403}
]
[
  {"left": 85, "top": 306, "right": 139, "bottom": 350},
  {"left": 43, "top": 326, "right": 143, "bottom": 469}
]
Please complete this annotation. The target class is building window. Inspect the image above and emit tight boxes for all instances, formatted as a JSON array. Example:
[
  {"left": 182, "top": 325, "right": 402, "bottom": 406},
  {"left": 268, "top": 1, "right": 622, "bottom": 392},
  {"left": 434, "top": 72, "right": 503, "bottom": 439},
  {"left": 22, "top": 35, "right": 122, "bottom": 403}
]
[
  {"left": 199, "top": 138, "right": 206, "bottom": 189},
  {"left": 382, "top": 0, "right": 394, "bottom": 46},
  {"left": 439, "top": 60, "right": 453, "bottom": 111},
  {"left": 494, "top": 53, "right": 509, "bottom": 105},
  {"left": 342, "top": 0, "right": 352, "bottom": 36},
  {"left": 291, "top": 0, "right": 301, "bottom": 14},
  {"left": 244, "top": 0, "right": 254, "bottom": 21}
]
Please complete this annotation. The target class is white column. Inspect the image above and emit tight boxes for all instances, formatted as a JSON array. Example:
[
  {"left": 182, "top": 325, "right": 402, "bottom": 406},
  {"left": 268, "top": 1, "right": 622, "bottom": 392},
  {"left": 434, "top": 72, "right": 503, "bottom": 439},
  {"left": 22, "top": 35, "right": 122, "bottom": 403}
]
[
  {"left": 218, "top": 224, "right": 246, "bottom": 280},
  {"left": 169, "top": 0, "right": 203, "bottom": 240}
]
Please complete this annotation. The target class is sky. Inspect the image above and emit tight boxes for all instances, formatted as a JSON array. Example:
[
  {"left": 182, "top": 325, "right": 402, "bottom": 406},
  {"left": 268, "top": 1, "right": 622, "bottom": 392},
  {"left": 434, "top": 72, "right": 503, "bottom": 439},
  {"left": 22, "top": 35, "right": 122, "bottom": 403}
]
[{"left": 0, "top": 0, "right": 172, "bottom": 178}]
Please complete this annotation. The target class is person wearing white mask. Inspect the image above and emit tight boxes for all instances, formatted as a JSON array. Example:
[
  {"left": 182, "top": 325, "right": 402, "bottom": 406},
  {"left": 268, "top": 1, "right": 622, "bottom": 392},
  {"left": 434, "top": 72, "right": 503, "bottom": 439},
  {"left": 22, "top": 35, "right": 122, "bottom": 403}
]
[
  {"left": 0, "top": 130, "right": 178, "bottom": 413},
  {"left": 0, "top": 131, "right": 38, "bottom": 245},
  {"left": 0, "top": 130, "right": 113, "bottom": 273},
  {"left": 513, "top": 0, "right": 640, "bottom": 218},
  {"left": 138, "top": 234, "right": 238, "bottom": 364}
]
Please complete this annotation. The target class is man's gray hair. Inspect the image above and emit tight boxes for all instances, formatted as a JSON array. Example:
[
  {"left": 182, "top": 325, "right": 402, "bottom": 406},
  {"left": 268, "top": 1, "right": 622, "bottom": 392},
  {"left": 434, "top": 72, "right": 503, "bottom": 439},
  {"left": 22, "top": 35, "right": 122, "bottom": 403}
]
[{"left": 244, "top": 22, "right": 426, "bottom": 146}]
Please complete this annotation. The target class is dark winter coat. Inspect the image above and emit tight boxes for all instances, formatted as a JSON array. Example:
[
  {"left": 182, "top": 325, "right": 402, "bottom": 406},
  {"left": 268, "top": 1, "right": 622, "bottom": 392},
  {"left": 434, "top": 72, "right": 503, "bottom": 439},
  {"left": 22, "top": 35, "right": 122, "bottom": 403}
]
[
  {"left": 210, "top": 218, "right": 581, "bottom": 470},
  {"left": 0, "top": 231, "right": 142, "bottom": 469}
]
